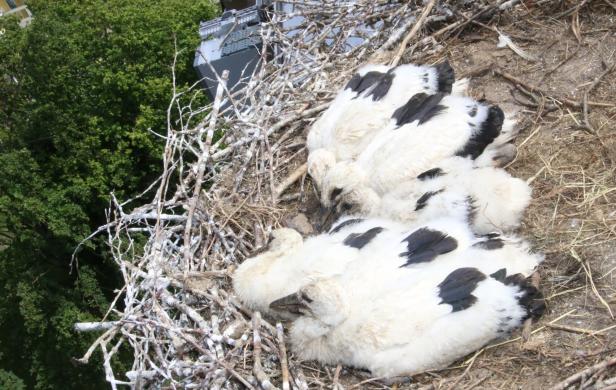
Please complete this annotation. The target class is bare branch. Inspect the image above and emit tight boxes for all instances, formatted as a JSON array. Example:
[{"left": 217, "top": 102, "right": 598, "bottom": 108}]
[{"left": 73, "top": 2, "right": 534, "bottom": 388}]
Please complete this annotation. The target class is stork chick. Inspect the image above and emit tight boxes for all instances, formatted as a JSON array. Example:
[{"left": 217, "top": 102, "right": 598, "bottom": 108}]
[
  {"left": 307, "top": 61, "right": 459, "bottom": 189},
  {"left": 319, "top": 95, "right": 507, "bottom": 213},
  {"left": 232, "top": 228, "right": 303, "bottom": 315},
  {"left": 318, "top": 218, "right": 542, "bottom": 302},
  {"left": 271, "top": 245, "right": 544, "bottom": 377},
  {"left": 232, "top": 218, "right": 409, "bottom": 316},
  {"left": 236, "top": 213, "right": 537, "bottom": 317},
  {"left": 328, "top": 156, "right": 531, "bottom": 234}
]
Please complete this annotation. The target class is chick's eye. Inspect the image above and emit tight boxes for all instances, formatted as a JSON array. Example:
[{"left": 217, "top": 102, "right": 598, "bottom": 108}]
[
  {"left": 340, "top": 202, "right": 353, "bottom": 211},
  {"left": 330, "top": 187, "right": 343, "bottom": 201},
  {"left": 301, "top": 292, "right": 313, "bottom": 303}
]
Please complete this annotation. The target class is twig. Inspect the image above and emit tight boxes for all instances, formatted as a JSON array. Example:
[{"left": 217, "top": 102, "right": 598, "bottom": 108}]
[
  {"left": 447, "top": 350, "right": 482, "bottom": 390},
  {"left": 605, "top": 0, "right": 616, "bottom": 11},
  {"left": 570, "top": 249, "right": 614, "bottom": 319},
  {"left": 586, "top": 60, "right": 616, "bottom": 96},
  {"left": 553, "top": 0, "right": 590, "bottom": 19},
  {"left": 332, "top": 364, "right": 343, "bottom": 390},
  {"left": 545, "top": 323, "right": 606, "bottom": 336},
  {"left": 74, "top": 321, "right": 118, "bottom": 332},
  {"left": 253, "top": 312, "right": 279, "bottom": 390},
  {"left": 162, "top": 291, "right": 211, "bottom": 331},
  {"left": 580, "top": 60, "right": 616, "bottom": 134},
  {"left": 219, "top": 362, "right": 257, "bottom": 389},
  {"left": 374, "top": 13, "right": 417, "bottom": 53},
  {"left": 276, "top": 323, "right": 291, "bottom": 390},
  {"left": 460, "top": 63, "right": 494, "bottom": 79},
  {"left": 390, "top": 0, "right": 437, "bottom": 67},
  {"left": 183, "top": 70, "right": 229, "bottom": 268},
  {"left": 465, "top": 374, "right": 490, "bottom": 390},
  {"left": 349, "top": 376, "right": 391, "bottom": 389},
  {"left": 449, "top": 0, "right": 512, "bottom": 40},
  {"left": 494, "top": 69, "right": 615, "bottom": 108},
  {"left": 581, "top": 91, "right": 596, "bottom": 134},
  {"left": 210, "top": 104, "right": 328, "bottom": 161},
  {"left": 274, "top": 163, "right": 307, "bottom": 201},
  {"left": 74, "top": 328, "right": 118, "bottom": 364},
  {"left": 549, "top": 356, "right": 616, "bottom": 390},
  {"left": 542, "top": 43, "right": 582, "bottom": 81}
]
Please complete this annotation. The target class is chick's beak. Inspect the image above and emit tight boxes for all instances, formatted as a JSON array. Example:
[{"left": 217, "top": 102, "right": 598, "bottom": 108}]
[
  {"left": 269, "top": 292, "right": 310, "bottom": 316},
  {"left": 318, "top": 204, "right": 340, "bottom": 233}
]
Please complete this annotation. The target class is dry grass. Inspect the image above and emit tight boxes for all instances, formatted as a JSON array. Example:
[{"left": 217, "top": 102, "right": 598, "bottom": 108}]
[
  {"left": 294, "top": 2, "right": 616, "bottom": 389},
  {"left": 381, "top": 4, "right": 616, "bottom": 388},
  {"left": 76, "top": 1, "right": 616, "bottom": 389}
]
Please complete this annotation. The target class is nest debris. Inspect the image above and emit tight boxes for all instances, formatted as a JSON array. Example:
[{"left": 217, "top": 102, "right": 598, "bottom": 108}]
[{"left": 73, "top": 1, "right": 616, "bottom": 389}]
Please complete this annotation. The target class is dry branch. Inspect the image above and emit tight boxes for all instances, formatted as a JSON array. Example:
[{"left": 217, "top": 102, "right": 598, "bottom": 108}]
[
  {"left": 494, "top": 69, "right": 615, "bottom": 109},
  {"left": 74, "top": 321, "right": 118, "bottom": 332},
  {"left": 550, "top": 356, "right": 616, "bottom": 390},
  {"left": 72, "top": 1, "right": 547, "bottom": 388},
  {"left": 390, "top": 0, "right": 437, "bottom": 67},
  {"left": 570, "top": 249, "right": 614, "bottom": 319},
  {"left": 276, "top": 323, "right": 291, "bottom": 390},
  {"left": 274, "top": 163, "right": 307, "bottom": 201},
  {"left": 253, "top": 312, "right": 278, "bottom": 390}
]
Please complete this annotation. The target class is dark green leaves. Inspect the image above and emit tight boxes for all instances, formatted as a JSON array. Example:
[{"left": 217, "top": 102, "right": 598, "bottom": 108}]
[{"left": 0, "top": 1, "right": 217, "bottom": 388}]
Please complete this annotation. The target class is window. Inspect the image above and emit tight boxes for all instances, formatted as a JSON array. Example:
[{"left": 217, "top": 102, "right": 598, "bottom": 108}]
[{"left": 6, "top": 0, "right": 17, "bottom": 9}]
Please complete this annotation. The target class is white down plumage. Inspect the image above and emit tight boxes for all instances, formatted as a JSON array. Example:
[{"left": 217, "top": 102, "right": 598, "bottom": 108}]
[
  {"left": 327, "top": 155, "right": 532, "bottom": 234},
  {"left": 232, "top": 217, "right": 409, "bottom": 316},
  {"left": 233, "top": 58, "right": 544, "bottom": 381},
  {"left": 273, "top": 267, "right": 542, "bottom": 377},
  {"left": 269, "top": 221, "right": 544, "bottom": 377},
  {"left": 306, "top": 61, "right": 459, "bottom": 189},
  {"left": 234, "top": 214, "right": 541, "bottom": 315},
  {"left": 319, "top": 95, "right": 508, "bottom": 210}
]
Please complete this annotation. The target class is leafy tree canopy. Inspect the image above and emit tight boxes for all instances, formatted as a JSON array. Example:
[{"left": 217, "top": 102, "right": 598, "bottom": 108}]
[{"left": 0, "top": 1, "right": 217, "bottom": 388}]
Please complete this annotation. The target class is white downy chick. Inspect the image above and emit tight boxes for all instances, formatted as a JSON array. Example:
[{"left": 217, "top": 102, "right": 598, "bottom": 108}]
[
  {"left": 232, "top": 217, "right": 408, "bottom": 315},
  {"left": 328, "top": 156, "right": 531, "bottom": 234},
  {"left": 271, "top": 239, "right": 544, "bottom": 377},
  {"left": 307, "top": 62, "right": 457, "bottom": 189},
  {"left": 319, "top": 95, "right": 507, "bottom": 212}
]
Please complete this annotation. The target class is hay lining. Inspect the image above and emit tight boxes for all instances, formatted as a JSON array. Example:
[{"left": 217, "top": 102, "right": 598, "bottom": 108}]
[{"left": 73, "top": 1, "right": 616, "bottom": 388}]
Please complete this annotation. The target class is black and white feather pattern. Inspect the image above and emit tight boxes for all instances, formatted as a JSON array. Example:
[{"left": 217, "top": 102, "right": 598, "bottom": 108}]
[
  {"left": 236, "top": 59, "right": 543, "bottom": 380},
  {"left": 307, "top": 62, "right": 463, "bottom": 189},
  {"left": 270, "top": 216, "right": 544, "bottom": 377}
]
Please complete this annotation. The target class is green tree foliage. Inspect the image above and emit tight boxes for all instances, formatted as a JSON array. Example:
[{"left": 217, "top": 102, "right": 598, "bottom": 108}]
[
  {"left": 0, "top": 368, "right": 26, "bottom": 390},
  {"left": 0, "top": 1, "right": 217, "bottom": 388}
]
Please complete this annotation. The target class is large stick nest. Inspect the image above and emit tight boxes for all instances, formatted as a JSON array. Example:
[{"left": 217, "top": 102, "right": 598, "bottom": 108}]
[{"left": 75, "top": 1, "right": 616, "bottom": 388}]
